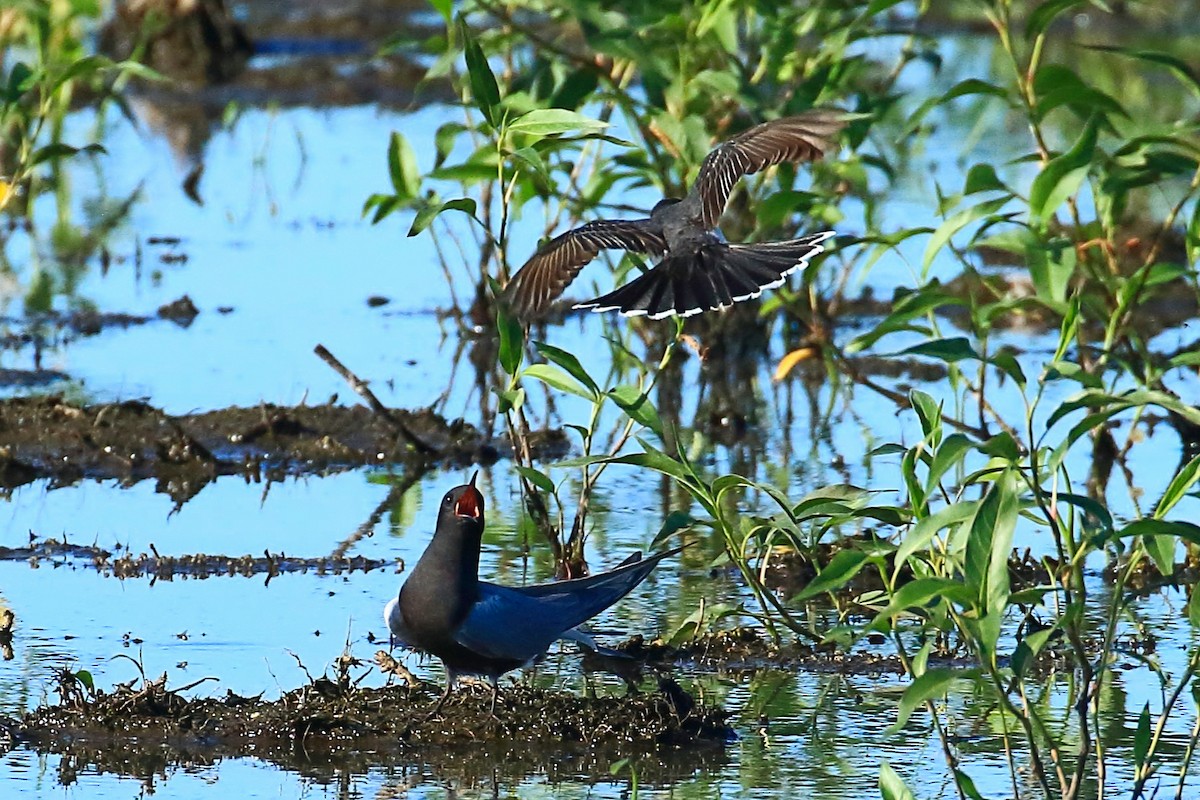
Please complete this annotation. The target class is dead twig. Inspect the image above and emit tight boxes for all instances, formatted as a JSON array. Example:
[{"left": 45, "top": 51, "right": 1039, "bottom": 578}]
[{"left": 313, "top": 344, "right": 438, "bottom": 455}]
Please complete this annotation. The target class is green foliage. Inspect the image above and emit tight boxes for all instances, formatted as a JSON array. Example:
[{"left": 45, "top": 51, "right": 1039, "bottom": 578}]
[{"left": 368, "top": 1, "right": 1200, "bottom": 794}]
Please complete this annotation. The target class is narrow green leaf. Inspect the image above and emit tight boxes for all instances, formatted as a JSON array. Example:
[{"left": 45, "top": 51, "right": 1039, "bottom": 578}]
[
  {"left": 428, "top": 0, "right": 452, "bottom": 25},
  {"left": 879, "top": 762, "right": 917, "bottom": 800},
  {"left": 892, "top": 668, "right": 961, "bottom": 731},
  {"left": 792, "top": 549, "right": 869, "bottom": 603},
  {"left": 1029, "top": 116, "right": 1098, "bottom": 224},
  {"left": 1133, "top": 703, "right": 1151, "bottom": 769},
  {"left": 515, "top": 464, "right": 555, "bottom": 494},
  {"left": 963, "top": 163, "right": 1008, "bottom": 195},
  {"left": 989, "top": 350, "right": 1027, "bottom": 389},
  {"left": 869, "top": 577, "right": 972, "bottom": 631},
  {"left": 922, "top": 197, "right": 1010, "bottom": 273},
  {"left": 1144, "top": 534, "right": 1176, "bottom": 577},
  {"left": 609, "top": 385, "right": 663, "bottom": 437},
  {"left": 387, "top": 131, "right": 421, "bottom": 200},
  {"left": 1026, "top": 0, "right": 1087, "bottom": 37},
  {"left": 534, "top": 342, "right": 599, "bottom": 396},
  {"left": 497, "top": 305, "right": 524, "bottom": 376},
  {"left": 74, "top": 669, "right": 95, "bottom": 691},
  {"left": 407, "top": 197, "right": 477, "bottom": 237},
  {"left": 460, "top": 20, "right": 501, "bottom": 127},
  {"left": 507, "top": 108, "right": 609, "bottom": 137},
  {"left": 899, "top": 337, "right": 980, "bottom": 363},
  {"left": 909, "top": 390, "right": 941, "bottom": 442},
  {"left": 523, "top": 363, "right": 595, "bottom": 401},
  {"left": 894, "top": 502, "right": 978, "bottom": 581},
  {"left": 1155, "top": 454, "right": 1200, "bottom": 518},
  {"left": 652, "top": 510, "right": 695, "bottom": 547},
  {"left": 1026, "top": 238, "right": 1076, "bottom": 307},
  {"left": 925, "top": 433, "right": 974, "bottom": 497}
]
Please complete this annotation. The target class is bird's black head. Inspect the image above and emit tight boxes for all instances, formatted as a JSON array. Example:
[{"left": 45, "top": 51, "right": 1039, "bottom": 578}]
[
  {"left": 651, "top": 197, "right": 682, "bottom": 214},
  {"left": 437, "top": 473, "right": 485, "bottom": 539}
]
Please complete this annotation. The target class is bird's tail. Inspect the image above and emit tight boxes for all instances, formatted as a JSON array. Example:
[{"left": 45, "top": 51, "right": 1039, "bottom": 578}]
[{"left": 574, "top": 231, "right": 834, "bottom": 320}]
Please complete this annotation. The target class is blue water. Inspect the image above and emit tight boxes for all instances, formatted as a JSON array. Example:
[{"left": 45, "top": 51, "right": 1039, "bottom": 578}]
[{"left": 1, "top": 21, "right": 1199, "bottom": 800}]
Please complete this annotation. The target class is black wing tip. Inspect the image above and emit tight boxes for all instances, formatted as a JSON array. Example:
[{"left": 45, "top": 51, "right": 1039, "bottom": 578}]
[{"left": 575, "top": 235, "right": 834, "bottom": 319}]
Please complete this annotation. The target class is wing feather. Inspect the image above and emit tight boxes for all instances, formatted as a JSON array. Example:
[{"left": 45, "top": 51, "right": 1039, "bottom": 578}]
[
  {"left": 502, "top": 219, "right": 665, "bottom": 318},
  {"left": 693, "top": 109, "right": 847, "bottom": 229}
]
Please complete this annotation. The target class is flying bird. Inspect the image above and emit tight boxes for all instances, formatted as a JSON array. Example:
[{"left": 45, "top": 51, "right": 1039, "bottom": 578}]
[
  {"left": 384, "top": 475, "right": 684, "bottom": 713},
  {"left": 502, "top": 109, "right": 847, "bottom": 320}
]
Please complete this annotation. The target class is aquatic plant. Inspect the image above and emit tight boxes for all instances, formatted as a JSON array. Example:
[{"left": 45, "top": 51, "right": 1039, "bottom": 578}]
[{"left": 369, "top": 0, "right": 1200, "bottom": 795}]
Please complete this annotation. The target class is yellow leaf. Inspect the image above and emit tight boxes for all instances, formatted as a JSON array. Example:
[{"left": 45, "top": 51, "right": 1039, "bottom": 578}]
[{"left": 773, "top": 346, "right": 817, "bottom": 382}]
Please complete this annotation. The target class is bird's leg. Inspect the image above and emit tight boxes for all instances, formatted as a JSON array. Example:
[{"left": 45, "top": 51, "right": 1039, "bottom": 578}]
[
  {"left": 424, "top": 668, "right": 457, "bottom": 719},
  {"left": 488, "top": 676, "right": 501, "bottom": 718}
]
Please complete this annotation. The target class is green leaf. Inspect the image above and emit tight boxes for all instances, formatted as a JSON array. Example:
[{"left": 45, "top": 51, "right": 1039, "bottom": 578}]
[
  {"left": 497, "top": 304, "right": 524, "bottom": 376},
  {"left": 989, "top": 350, "right": 1027, "bottom": 390},
  {"left": 534, "top": 342, "right": 599, "bottom": 397},
  {"left": 387, "top": 131, "right": 421, "bottom": 200},
  {"left": 428, "top": 0, "right": 452, "bottom": 25},
  {"left": 1144, "top": 534, "right": 1176, "bottom": 577},
  {"left": 963, "top": 470, "right": 1017, "bottom": 622},
  {"left": 460, "top": 20, "right": 501, "bottom": 127},
  {"left": 910, "top": 390, "right": 942, "bottom": 442},
  {"left": 899, "top": 337, "right": 980, "bottom": 363},
  {"left": 609, "top": 385, "right": 663, "bottom": 438},
  {"left": 1133, "top": 703, "right": 1151, "bottom": 769},
  {"left": 493, "top": 386, "right": 524, "bottom": 414},
  {"left": 892, "top": 668, "right": 962, "bottom": 731},
  {"left": 879, "top": 762, "right": 916, "bottom": 800},
  {"left": 1011, "top": 625, "right": 1058, "bottom": 678},
  {"left": 923, "top": 197, "right": 1011, "bottom": 274},
  {"left": 963, "top": 163, "right": 1008, "bottom": 195},
  {"left": 925, "top": 433, "right": 974, "bottom": 497},
  {"left": 1116, "top": 519, "right": 1200, "bottom": 549},
  {"left": 894, "top": 502, "right": 978, "bottom": 581},
  {"left": 1026, "top": 238, "right": 1076, "bottom": 307},
  {"left": 523, "top": 363, "right": 596, "bottom": 401},
  {"left": 792, "top": 549, "right": 869, "bottom": 603},
  {"left": 1085, "top": 45, "right": 1200, "bottom": 99},
  {"left": 507, "top": 108, "right": 609, "bottom": 137},
  {"left": 1188, "top": 585, "right": 1200, "bottom": 628},
  {"left": 1155, "top": 454, "right": 1200, "bottom": 518},
  {"left": 407, "top": 197, "right": 476, "bottom": 237},
  {"left": 652, "top": 510, "right": 695, "bottom": 547},
  {"left": 869, "top": 577, "right": 974, "bottom": 631},
  {"left": 30, "top": 142, "right": 105, "bottom": 166},
  {"left": 515, "top": 464, "right": 555, "bottom": 494},
  {"left": 1029, "top": 116, "right": 1098, "bottom": 224},
  {"left": 74, "top": 669, "right": 95, "bottom": 692},
  {"left": 1026, "top": 0, "right": 1087, "bottom": 37}
]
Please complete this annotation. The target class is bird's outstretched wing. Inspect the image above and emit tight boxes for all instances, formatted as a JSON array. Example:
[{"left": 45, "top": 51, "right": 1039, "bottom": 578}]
[
  {"left": 502, "top": 219, "right": 666, "bottom": 318},
  {"left": 692, "top": 109, "right": 847, "bottom": 229}
]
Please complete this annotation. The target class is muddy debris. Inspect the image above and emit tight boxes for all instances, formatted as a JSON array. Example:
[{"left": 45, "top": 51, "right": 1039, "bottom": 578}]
[
  {"left": 12, "top": 667, "right": 733, "bottom": 776},
  {"left": 0, "top": 395, "right": 568, "bottom": 502},
  {"left": 0, "top": 535, "right": 396, "bottom": 582}
]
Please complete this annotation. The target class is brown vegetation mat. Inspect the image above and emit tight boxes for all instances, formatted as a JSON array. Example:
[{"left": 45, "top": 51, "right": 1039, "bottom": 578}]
[
  {"left": 0, "top": 535, "right": 396, "bottom": 581},
  {"left": 9, "top": 669, "right": 731, "bottom": 781},
  {"left": 0, "top": 395, "right": 567, "bottom": 502}
]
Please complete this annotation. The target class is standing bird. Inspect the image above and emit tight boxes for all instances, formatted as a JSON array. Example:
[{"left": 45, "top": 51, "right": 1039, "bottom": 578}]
[
  {"left": 384, "top": 475, "right": 684, "bottom": 714},
  {"left": 502, "top": 109, "right": 847, "bottom": 320}
]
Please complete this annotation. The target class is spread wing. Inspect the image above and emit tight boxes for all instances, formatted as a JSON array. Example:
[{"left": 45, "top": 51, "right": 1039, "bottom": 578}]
[
  {"left": 692, "top": 109, "right": 847, "bottom": 229},
  {"left": 502, "top": 219, "right": 666, "bottom": 319}
]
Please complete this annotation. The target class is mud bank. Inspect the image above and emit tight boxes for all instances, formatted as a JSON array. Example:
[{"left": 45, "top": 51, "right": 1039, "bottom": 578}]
[{"left": 0, "top": 396, "right": 567, "bottom": 502}]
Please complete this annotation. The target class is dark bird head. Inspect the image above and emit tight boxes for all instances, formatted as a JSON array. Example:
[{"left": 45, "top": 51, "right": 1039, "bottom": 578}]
[
  {"left": 651, "top": 197, "right": 682, "bottom": 215},
  {"left": 438, "top": 473, "right": 485, "bottom": 540}
]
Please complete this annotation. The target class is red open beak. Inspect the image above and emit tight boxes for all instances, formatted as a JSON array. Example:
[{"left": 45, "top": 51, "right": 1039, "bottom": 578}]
[{"left": 454, "top": 473, "right": 483, "bottom": 519}]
